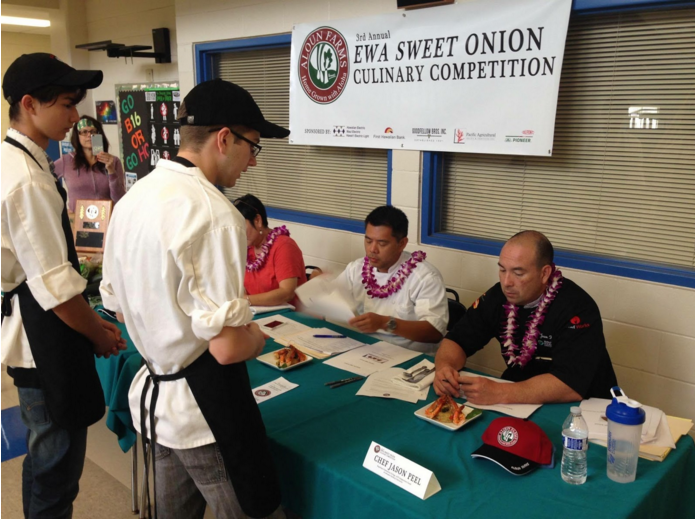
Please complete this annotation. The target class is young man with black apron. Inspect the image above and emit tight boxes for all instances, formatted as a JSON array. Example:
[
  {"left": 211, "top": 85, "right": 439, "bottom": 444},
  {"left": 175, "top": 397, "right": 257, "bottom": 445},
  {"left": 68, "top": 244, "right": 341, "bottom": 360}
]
[
  {"left": 100, "top": 79, "right": 289, "bottom": 518},
  {"left": 1, "top": 53, "right": 127, "bottom": 518}
]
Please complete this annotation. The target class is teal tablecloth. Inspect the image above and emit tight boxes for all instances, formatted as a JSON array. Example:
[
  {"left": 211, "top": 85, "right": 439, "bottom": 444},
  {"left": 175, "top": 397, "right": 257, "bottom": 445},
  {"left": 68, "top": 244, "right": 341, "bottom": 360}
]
[{"left": 95, "top": 311, "right": 696, "bottom": 518}]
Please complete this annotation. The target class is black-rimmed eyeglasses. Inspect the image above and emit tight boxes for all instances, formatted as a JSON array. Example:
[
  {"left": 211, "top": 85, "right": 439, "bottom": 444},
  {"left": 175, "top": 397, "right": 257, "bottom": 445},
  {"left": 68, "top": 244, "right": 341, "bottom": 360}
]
[{"left": 208, "top": 127, "right": 262, "bottom": 157}]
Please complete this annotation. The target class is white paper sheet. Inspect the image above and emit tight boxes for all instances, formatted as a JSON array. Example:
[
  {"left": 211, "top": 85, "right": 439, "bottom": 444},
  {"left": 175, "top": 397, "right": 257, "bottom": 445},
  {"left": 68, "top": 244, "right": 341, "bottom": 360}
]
[
  {"left": 251, "top": 377, "right": 298, "bottom": 404},
  {"left": 580, "top": 398, "right": 676, "bottom": 449},
  {"left": 456, "top": 371, "right": 542, "bottom": 419},
  {"left": 357, "top": 368, "right": 429, "bottom": 403},
  {"left": 323, "top": 341, "right": 420, "bottom": 377},
  {"left": 251, "top": 303, "right": 295, "bottom": 315},
  {"left": 256, "top": 314, "right": 311, "bottom": 342},
  {"left": 295, "top": 275, "right": 357, "bottom": 328},
  {"left": 288, "top": 327, "right": 365, "bottom": 355}
]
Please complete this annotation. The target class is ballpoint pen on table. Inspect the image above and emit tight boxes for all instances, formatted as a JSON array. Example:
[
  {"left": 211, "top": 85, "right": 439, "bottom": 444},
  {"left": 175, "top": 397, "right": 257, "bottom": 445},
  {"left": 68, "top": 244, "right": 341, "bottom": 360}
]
[
  {"left": 313, "top": 334, "right": 346, "bottom": 338},
  {"left": 324, "top": 376, "right": 364, "bottom": 388}
]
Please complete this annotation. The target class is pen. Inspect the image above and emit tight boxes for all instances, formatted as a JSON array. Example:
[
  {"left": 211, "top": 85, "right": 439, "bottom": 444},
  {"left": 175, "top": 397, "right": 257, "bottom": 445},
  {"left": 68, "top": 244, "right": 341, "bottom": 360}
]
[
  {"left": 324, "top": 376, "right": 363, "bottom": 386},
  {"left": 313, "top": 334, "right": 346, "bottom": 338},
  {"left": 326, "top": 376, "right": 364, "bottom": 389}
]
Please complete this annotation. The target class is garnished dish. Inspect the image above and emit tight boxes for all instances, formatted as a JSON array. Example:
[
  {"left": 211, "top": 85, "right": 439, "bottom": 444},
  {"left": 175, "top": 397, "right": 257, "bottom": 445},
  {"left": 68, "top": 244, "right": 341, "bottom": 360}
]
[
  {"left": 257, "top": 346, "right": 313, "bottom": 371},
  {"left": 274, "top": 345, "right": 307, "bottom": 368},
  {"left": 414, "top": 395, "right": 483, "bottom": 431}
]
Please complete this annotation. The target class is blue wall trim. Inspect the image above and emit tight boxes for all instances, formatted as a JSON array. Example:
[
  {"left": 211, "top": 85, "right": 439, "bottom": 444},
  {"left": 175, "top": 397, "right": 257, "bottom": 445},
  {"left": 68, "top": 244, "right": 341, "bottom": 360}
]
[
  {"left": 195, "top": 34, "right": 389, "bottom": 235},
  {"left": 268, "top": 208, "right": 365, "bottom": 234},
  {"left": 572, "top": 0, "right": 693, "bottom": 13}
]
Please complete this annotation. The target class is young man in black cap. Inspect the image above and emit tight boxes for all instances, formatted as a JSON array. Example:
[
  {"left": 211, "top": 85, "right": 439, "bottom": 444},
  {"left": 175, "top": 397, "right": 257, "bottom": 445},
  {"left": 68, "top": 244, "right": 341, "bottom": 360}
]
[
  {"left": 1, "top": 53, "right": 126, "bottom": 518},
  {"left": 101, "top": 78, "right": 290, "bottom": 518}
]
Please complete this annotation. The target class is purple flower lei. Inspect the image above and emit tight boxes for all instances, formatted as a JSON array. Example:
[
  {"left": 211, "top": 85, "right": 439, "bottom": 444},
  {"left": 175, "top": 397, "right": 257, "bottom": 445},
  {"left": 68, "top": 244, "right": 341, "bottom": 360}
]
[
  {"left": 361, "top": 251, "right": 427, "bottom": 299},
  {"left": 246, "top": 226, "right": 290, "bottom": 272},
  {"left": 500, "top": 267, "right": 564, "bottom": 368}
]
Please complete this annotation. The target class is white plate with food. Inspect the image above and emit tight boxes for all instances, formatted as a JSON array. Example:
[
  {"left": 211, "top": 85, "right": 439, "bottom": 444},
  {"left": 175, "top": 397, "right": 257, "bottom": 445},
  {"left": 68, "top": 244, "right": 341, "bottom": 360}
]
[
  {"left": 257, "top": 345, "right": 313, "bottom": 371},
  {"left": 414, "top": 395, "right": 483, "bottom": 431}
]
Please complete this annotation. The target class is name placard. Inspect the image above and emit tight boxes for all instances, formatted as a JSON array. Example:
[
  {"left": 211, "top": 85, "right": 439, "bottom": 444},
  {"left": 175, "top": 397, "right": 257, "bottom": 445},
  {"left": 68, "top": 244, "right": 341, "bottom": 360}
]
[{"left": 362, "top": 441, "right": 441, "bottom": 500}]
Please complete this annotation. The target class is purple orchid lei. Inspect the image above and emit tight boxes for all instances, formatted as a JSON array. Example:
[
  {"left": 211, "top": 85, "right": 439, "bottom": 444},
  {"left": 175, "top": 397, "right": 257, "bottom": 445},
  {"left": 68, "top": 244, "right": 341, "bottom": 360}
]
[
  {"left": 361, "top": 251, "right": 427, "bottom": 299},
  {"left": 501, "top": 267, "right": 564, "bottom": 368},
  {"left": 246, "top": 226, "right": 290, "bottom": 272}
]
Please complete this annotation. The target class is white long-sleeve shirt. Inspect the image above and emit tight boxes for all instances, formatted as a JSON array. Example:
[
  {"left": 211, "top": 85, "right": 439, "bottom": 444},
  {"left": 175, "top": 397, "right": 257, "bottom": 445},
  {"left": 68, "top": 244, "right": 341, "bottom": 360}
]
[
  {"left": 100, "top": 159, "right": 252, "bottom": 449},
  {"left": 1, "top": 129, "right": 87, "bottom": 368},
  {"left": 335, "top": 251, "right": 449, "bottom": 354}
]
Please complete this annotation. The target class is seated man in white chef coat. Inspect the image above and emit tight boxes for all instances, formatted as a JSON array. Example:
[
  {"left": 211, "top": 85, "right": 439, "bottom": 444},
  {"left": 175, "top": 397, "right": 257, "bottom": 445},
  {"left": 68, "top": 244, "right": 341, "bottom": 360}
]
[{"left": 335, "top": 205, "right": 448, "bottom": 354}]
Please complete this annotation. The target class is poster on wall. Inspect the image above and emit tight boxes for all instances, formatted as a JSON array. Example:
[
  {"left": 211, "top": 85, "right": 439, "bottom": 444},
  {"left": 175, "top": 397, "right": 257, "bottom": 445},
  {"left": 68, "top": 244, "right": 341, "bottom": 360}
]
[
  {"left": 96, "top": 100, "right": 118, "bottom": 124},
  {"left": 117, "top": 83, "right": 180, "bottom": 181},
  {"left": 289, "top": 0, "right": 572, "bottom": 156}
]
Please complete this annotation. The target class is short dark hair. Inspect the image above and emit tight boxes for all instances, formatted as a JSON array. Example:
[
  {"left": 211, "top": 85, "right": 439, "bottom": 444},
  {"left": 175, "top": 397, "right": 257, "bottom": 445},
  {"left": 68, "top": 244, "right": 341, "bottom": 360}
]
[
  {"left": 509, "top": 230, "right": 554, "bottom": 268},
  {"left": 233, "top": 194, "right": 268, "bottom": 227},
  {"left": 9, "top": 85, "right": 86, "bottom": 122},
  {"left": 365, "top": 205, "right": 408, "bottom": 241},
  {"left": 70, "top": 115, "right": 109, "bottom": 171}
]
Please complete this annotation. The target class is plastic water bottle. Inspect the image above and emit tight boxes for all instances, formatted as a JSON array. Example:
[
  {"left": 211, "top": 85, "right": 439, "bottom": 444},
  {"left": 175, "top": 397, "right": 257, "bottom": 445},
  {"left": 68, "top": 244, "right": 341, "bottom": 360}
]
[{"left": 561, "top": 406, "right": 588, "bottom": 484}]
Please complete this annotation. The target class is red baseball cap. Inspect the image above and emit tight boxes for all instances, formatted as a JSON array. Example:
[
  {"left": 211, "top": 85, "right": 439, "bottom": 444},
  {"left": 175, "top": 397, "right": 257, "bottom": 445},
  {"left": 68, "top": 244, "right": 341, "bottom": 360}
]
[{"left": 471, "top": 417, "right": 555, "bottom": 476}]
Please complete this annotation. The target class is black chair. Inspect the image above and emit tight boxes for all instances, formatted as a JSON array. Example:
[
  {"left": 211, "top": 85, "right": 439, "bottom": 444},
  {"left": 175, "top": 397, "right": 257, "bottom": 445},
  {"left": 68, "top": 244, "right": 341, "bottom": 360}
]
[
  {"left": 305, "top": 265, "right": 323, "bottom": 280},
  {"left": 446, "top": 288, "right": 467, "bottom": 331}
]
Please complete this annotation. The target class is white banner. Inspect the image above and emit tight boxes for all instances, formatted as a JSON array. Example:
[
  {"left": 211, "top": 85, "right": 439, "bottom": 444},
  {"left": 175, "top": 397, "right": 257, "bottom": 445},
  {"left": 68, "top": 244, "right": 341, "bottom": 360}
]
[{"left": 289, "top": 0, "right": 572, "bottom": 156}]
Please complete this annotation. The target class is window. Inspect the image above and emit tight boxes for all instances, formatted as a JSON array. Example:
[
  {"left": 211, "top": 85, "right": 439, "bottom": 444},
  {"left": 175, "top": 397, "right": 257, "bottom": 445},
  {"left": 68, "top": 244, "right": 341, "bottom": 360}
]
[
  {"left": 207, "top": 40, "right": 389, "bottom": 230},
  {"left": 427, "top": 7, "right": 694, "bottom": 286}
]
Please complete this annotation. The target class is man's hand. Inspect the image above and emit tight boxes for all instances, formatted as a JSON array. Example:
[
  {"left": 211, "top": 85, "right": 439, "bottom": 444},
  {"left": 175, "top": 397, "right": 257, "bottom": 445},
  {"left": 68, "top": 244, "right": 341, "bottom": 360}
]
[
  {"left": 433, "top": 364, "right": 462, "bottom": 397},
  {"left": 348, "top": 312, "right": 388, "bottom": 333},
  {"left": 458, "top": 375, "right": 505, "bottom": 405},
  {"left": 93, "top": 320, "right": 127, "bottom": 358}
]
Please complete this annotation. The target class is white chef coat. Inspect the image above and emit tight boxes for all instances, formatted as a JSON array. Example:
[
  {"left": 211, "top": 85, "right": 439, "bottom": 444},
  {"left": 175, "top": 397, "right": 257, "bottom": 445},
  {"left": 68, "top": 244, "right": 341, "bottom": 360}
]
[
  {"left": 100, "top": 159, "right": 252, "bottom": 449},
  {"left": 1, "top": 129, "right": 87, "bottom": 368},
  {"left": 336, "top": 251, "right": 448, "bottom": 354}
]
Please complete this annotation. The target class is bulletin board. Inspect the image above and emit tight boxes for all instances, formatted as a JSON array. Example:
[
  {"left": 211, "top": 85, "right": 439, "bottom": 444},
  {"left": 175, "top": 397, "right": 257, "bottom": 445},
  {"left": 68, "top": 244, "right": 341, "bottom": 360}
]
[{"left": 116, "top": 82, "right": 180, "bottom": 181}]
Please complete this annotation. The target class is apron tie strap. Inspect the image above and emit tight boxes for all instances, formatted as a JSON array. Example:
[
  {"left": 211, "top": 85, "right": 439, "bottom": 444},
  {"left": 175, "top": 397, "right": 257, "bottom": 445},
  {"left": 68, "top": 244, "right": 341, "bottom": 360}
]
[{"left": 139, "top": 364, "right": 189, "bottom": 519}]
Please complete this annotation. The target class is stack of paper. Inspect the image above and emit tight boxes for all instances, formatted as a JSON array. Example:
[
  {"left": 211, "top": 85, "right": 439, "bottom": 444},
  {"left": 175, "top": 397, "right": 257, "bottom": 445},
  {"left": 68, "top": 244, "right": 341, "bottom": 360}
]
[
  {"left": 287, "top": 327, "right": 365, "bottom": 358},
  {"left": 580, "top": 398, "right": 693, "bottom": 461},
  {"left": 250, "top": 303, "right": 295, "bottom": 315},
  {"left": 323, "top": 341, "right": 419, "bottom": 377},
  {"left": 256, "top": 314, "right": 311, "bottom": 341}
]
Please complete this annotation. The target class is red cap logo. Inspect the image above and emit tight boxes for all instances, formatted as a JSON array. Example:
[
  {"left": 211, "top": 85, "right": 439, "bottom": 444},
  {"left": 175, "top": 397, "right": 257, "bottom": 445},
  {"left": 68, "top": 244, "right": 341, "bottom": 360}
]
[{"left": 570, "top": 316, "right": 581, "bottom": 325}]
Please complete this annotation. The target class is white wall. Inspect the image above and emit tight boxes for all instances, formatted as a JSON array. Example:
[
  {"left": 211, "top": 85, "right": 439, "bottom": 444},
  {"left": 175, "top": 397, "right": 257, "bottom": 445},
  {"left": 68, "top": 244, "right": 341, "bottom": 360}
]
[
  {"left": 73, "top": 0, "right": 694, "bottom": 423},
  {"left": 78, "top": 0, "right": 179, "bottom": 152},
  {"left": 1, "top": 31, "right": 52, "bottom": 138}
]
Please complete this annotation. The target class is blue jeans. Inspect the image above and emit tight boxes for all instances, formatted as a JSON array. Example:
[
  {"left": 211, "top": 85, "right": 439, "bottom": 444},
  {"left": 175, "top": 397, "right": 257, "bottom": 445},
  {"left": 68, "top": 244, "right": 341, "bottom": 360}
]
[
  {"left": 154, "top": 442, "right": 284, "bottom": 519},
  {"left": 18, "top": 386, "right": 87, "bottom": 519}
]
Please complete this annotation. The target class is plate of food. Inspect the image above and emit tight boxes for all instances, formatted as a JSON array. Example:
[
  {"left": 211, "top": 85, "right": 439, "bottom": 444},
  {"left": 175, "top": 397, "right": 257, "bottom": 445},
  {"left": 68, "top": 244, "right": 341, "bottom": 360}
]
[
  {"left": 414, "top": 395, "right": 483, "bottom": 431},
  {"left": 257, "top": 345, "right": 313, "bottom": 371}
]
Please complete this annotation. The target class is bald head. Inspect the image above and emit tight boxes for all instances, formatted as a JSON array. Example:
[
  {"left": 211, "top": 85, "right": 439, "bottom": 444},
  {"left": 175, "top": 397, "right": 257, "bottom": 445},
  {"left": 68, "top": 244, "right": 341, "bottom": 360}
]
[{"left": 507, "top": 230, "right": 554, "bottom": 269}]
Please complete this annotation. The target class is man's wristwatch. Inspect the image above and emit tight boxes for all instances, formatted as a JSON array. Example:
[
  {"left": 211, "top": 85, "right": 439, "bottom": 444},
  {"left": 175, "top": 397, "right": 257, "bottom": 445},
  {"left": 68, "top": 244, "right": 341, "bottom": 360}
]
[{"left": 386, "top": 317, "right": 397, "bottom": 332}]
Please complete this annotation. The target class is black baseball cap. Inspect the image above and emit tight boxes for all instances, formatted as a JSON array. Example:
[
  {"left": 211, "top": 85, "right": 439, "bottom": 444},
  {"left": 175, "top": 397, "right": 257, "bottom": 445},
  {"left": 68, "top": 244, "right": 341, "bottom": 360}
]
[
  {"left": 2, "top": 53, "right": 103, "bottom": 104},
  {"left": 178, "top": 79, "right": 289, "bottom": 139}
]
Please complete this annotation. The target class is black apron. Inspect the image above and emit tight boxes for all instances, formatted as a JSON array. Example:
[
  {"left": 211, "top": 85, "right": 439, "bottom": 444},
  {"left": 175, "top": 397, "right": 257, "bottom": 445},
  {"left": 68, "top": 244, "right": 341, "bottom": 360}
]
[
  {"left": 138, "top": 155, "right": 281, "bottom": 519},
  {"left": 1, "top": 137, "right": 105, "bottom": 431}
]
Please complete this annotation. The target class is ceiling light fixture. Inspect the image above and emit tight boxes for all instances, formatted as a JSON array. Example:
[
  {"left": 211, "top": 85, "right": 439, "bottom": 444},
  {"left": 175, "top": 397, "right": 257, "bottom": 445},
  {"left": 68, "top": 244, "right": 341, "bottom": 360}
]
[{"left": 1, "top": 16, "right": 51, "bottom": 28}]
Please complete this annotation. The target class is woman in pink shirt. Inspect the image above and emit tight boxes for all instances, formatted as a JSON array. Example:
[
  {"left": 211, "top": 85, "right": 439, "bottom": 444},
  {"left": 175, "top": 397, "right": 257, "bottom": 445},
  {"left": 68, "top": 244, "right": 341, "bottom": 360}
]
[
  {"left": 234, "top": 194, "right": 307, "bottom": 306},
  {"left": 54, "top": 115, "right": 125, "bottom": 213}
]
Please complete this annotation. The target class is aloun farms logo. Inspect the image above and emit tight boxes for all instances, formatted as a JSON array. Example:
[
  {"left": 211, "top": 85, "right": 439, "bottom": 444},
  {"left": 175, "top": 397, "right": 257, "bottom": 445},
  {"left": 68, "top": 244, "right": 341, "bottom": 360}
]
[{"left": 299, "top": 27, "right": 350, "bottom": 104}]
